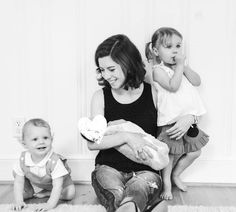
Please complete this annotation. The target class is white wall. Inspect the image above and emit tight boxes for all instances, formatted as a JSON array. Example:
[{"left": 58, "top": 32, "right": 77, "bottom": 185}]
[{"left": 0, "top": 0, "right": 236, "bottom": 183}]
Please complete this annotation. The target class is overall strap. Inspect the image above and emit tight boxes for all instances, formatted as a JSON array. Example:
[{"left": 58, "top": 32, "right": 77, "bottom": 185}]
[
  {"left": 19, "top": 151, "right": 30, "bottom": 173},
  {"left": 46, "top": 153, "right": 71, "bottom": 175},
  {"left": 46, "top": 152, "right": 60, "bottom": 175}
]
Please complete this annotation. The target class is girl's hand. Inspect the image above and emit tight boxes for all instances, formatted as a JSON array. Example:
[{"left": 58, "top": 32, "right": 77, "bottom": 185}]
[
  {"left": 174, "top": 53, "right": 185, "bottom": 65},
  {"left": 34, "top": 203, "right": 54, "bottom": 212},
  {"left": 166, "top": 114, "right": 194, "bottom": 140},
  {"left": 11, "top": 201, "right": 27, "bottom": 211},
  {"left": 126, "top": 133, "right": 159, "bottom": 160}
]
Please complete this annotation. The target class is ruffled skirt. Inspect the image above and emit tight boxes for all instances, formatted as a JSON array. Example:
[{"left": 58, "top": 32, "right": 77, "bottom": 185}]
[{"left": 157, "top": 124, "right": 209, "bottom": 155}]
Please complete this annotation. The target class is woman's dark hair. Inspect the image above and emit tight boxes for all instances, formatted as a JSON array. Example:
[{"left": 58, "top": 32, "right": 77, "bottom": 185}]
[
  {"left": 95, "top": 34, "right": 146, "bottom": 89},
  {"left": 145, "top": 27, "right": 183, "bottom": 63}
]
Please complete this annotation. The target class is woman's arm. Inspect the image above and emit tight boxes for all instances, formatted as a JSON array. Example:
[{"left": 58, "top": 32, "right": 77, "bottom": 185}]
[{"left": 184, "top": 65, "right": 201, "bottom": 86}]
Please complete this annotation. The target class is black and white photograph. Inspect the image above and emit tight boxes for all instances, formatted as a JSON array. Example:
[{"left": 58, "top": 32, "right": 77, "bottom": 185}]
[{"left": 0, "top": 0, "right": 235, "bottom": 211}]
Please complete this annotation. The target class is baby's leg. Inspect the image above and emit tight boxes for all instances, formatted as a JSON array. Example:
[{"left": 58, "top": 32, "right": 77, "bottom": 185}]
[
  {"left": 172, "top": 150, "right": 201, "bottom": 192},
  {"left": 34, "top": 185, "right": 75, "bottom": 200},
  {"left": 61, "top": 184, "right": 76, "bottom": 200},
  {"left": 160, "top": 154, "right": 174, "bottom": 200},
  {"left": 34, "top": 189, "right": 51, "bottom": 198},
  {"left": 23, "top": 178, "right": 34, "bottom": 199}
]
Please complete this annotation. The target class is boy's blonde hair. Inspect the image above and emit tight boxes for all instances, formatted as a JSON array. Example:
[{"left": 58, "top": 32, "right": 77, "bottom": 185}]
[{"left": 22, "top": 118, "right": 51, "bottom": 140}]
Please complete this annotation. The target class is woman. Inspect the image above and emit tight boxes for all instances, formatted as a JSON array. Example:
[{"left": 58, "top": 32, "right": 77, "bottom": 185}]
[{"left": 87, "top": 34, "right": 195, "bottom": 212}]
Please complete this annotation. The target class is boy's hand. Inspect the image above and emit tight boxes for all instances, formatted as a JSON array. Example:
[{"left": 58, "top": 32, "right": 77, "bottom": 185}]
[
  {"left": 12, "top": 201, "right": 27, "bottom": 211},
  {"left": 34, "top": 203, "right": 54, "bottom": 212}
]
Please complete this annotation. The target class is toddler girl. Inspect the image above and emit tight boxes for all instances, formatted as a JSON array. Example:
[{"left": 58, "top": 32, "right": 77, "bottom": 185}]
[{"left": 145, "top": 27, "right": 209, "bottom": 200}]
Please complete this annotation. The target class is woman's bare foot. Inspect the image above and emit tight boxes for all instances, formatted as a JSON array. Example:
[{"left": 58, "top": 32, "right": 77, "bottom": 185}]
[
  {"left": 160, "top": 183, "right": 173, "bottom": 200},
  {"left": 34, "top": 189, "right": 51, "bottom": 198},
  {"left": 172, "top": 175, "right": 187, "bottom": 192}
]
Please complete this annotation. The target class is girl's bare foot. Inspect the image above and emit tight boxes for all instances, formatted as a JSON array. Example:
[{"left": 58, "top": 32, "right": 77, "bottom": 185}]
[
  {"left": 172, "top": 175, "right": 187, "bottom": 192},
  {"left": 160, "top": 183, "right": 173, "bottom": 200}
]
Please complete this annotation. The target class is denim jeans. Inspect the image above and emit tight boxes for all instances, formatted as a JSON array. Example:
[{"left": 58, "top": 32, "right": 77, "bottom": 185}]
[{"left": 92, "top": 165, "right": 163, "bottom": 212}]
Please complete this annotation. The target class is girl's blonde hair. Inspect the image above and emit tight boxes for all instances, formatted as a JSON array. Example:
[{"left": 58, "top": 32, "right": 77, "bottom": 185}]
[{"left": 145, "top": 27, "right": 183, "bottom": 64}]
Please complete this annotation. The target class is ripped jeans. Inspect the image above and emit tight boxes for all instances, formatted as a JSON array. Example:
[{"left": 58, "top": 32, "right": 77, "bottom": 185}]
[{"left": 91, "top": 165, "right": 163, "bottom": 212}]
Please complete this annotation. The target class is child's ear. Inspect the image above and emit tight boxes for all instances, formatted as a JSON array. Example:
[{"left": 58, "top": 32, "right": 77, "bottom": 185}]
[
  {"left": 153, "top": 47, "right": 159, "bottom": 56},
  {"left": 21, "top": 141, "right": 27, "bottom": 149}
]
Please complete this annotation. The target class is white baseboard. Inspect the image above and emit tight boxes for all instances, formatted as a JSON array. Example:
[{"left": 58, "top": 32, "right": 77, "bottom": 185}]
[
  {"left": 180, "top": 158, "right": 236, "bottom": 184},
  {"left": 1, "top": 158, "right": 236, "bottom": 183}
]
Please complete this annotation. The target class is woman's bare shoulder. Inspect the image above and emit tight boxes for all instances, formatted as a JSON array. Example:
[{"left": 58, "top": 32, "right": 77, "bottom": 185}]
[
  {"left": 91, "top": 89, "right": 105, "bottom": 117},
  {"left": 92, "top": 89, "right": 104, "bottom": 100}
]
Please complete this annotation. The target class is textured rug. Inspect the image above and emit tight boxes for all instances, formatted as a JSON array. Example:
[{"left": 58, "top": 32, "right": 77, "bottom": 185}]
[
  {"left": 168, "top": 205, "right": 236, "bottom": 212},
  {"left": 0, "top": 204, "right": 106, "bottom": 212}
]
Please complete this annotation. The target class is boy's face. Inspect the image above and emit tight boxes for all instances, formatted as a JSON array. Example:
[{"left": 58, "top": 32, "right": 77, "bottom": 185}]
[{"left": 23, "top": 125, "right": 52, "bottom": 159}]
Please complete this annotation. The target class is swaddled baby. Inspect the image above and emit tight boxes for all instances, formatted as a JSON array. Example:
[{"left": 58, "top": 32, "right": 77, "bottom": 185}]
[{"left": 78, "top": 115, "right": 169, "bottom": 170}]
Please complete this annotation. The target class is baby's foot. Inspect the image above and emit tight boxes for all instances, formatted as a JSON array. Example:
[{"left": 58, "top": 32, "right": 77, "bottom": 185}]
[
  {"left": 34, "top": 190, "right": 51, "bottom": 198},
  {"left": 172, "top": 175, "right": 187, "bottom": 192},
  {"left": 160, "top": 184, "right": 173, "bottom": 200}
]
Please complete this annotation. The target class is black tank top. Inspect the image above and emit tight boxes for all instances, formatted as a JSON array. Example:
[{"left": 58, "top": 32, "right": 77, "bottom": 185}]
[{"left": 95, "top": 82, "right": 158, "bottom": 173}]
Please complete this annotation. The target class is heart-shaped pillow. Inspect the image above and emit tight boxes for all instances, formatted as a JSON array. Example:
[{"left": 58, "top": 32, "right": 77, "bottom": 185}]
[{"left": 78, "top": 115, "right": 107, "bottom": 143}]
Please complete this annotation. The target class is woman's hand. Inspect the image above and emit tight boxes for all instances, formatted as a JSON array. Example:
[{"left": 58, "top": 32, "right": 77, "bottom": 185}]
[
  {"left": 126, "top": 133, "right": 159, "bottom": 160},
  {"left": 166, "top": 114, "right": 194, "bottom": 140}
]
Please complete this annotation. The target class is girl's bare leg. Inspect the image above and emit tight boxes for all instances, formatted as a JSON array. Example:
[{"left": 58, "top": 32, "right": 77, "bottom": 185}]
[
  {"left": 160, "top": 155, "right": 174, "bottom": 200},
  {"left": 172, "top": 150, "right": 201, "bottom": 191}
]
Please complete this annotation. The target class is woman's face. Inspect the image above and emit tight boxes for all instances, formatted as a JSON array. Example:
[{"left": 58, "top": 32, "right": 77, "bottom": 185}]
[{"left": 98, "top": 56, "right": 125, "bottom": 89}]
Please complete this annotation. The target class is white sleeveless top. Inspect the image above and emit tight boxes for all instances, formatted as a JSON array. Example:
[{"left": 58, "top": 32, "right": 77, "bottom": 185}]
[{"left": 153, "top": 63, "right": 206, "bottom": 126}]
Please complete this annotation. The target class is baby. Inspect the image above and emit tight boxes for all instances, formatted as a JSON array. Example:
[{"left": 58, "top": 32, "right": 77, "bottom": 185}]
[
  {"left": 78, "top": 115, "right": 169, "bottom": 171},
  {"left": 12, "top": 118, "right": 75, "bottom": 211}
]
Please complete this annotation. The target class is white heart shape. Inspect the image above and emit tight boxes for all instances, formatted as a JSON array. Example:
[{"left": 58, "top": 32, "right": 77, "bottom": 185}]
[{"left": 78, "top": 115, "right": 107, "bottom": 143}]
